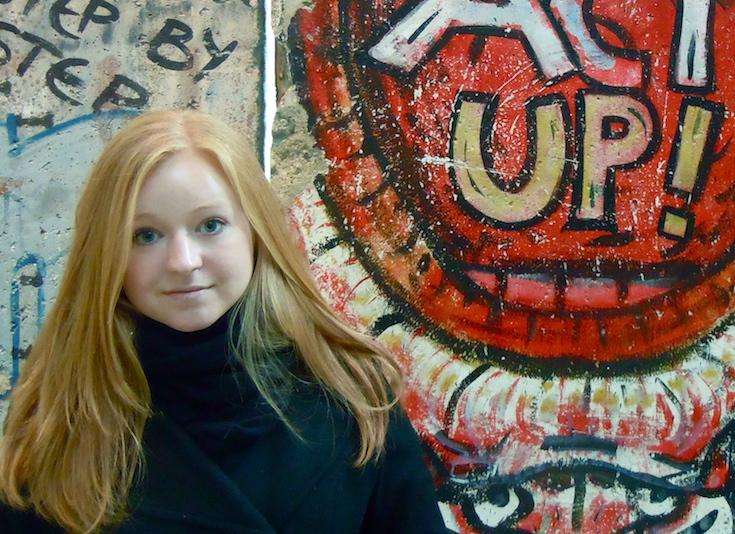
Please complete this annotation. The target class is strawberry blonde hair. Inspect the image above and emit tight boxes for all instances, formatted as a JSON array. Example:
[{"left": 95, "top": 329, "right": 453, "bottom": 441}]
[{"left": 0, "top": 110, "right": 401, "bottom": 533}]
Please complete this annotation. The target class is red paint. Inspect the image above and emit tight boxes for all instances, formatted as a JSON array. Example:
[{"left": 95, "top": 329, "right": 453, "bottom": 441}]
[{"left": 293, "top": 0, "right": 735, "bottom": 363}]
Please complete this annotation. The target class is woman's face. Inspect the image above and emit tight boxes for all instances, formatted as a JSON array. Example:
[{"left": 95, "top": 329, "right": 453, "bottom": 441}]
[{"left": 123, "top": 148, "right": 255, "bottom": 332}]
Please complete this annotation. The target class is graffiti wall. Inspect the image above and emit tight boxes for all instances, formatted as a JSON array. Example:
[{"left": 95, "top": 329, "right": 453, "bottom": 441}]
[
  {"left": 0, "top": 0, "right": 264, "bottom": 408},
  {"left": 285, "top": 0, "right": 735, "bottom": 531},
  {"left": 4, "top": 0, "right": 735, "bottom": 532}
]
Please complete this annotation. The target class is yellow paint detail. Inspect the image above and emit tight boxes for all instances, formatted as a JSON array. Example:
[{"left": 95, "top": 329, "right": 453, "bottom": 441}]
[
  {"left": 671, "top": 104, "right": 713, "bottom": 194},
  {"left": 623, "top": 388, "right": 642, "bottom": 409},
  {"left": 592, "top": 387, "right": 620, "bottom": 411},
  {"left": 662, "top": 211, "right": 690, "bottom": 238},
  {"left": 567, "top": 391, "right": 582, "bottom": 406},
  {"left": 539, "top": 396, "right": 558, "bottom": 421},
  {"left": 438, "top": 371, "right": 459, "bottom": 394},
  {"left": 702, "top": 365, "right": 723, "bottom": 388},
  {"left": 639, "top": 393, "right": 655, "bottom": 410},
  {"left": 667, "top": 375, "right": 686, "bottom": 395},
  {"left": 452, "top": 99, "right": 566, "bottom": 223},
  {"left": 380, "top": 332, "right": 403, "bottom": 350}
]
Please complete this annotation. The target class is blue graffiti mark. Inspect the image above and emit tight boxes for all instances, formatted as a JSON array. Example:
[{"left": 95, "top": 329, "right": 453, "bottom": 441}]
[
  {"left": 4, "top": 113, "right": 19, "bottom": 145},
  {"left": 2, "top": 191, "right": 25, "bottom": 254},
  {"left": 2, "top": 108, "right": 140, "bottom": 157},
  {"left": 2, "top": 191, "right": 23, "bottom": 228},
  {"left": 1, "top": 110, "right": 138, "bottom": 398},
  {"left": 7, "top": 254, "right": 46, "bottom": 395},
  {"left": 2, "top": 250, "right": 64, "bottom": 401}
]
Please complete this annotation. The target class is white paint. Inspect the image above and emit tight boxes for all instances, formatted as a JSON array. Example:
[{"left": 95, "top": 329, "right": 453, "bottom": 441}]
[
  {"left": 474, "top": 488, "right": 521, "bottom": 527},
  {"left": 550, "top": 0, "right": 615, "bottom": 70},
  {"left": 549, "top": 0, "right": 643, "bottom": 87},
  {"left": 637, "top": 488, "right": 677, "bottom": 517},
  {"left": 368, "top": 0, "right": 575, "bottom": 79},
  {"left": 263, "top": 0, "right": 277, "bottom": 181},
  {"left": 674, "top": 0, "right": 714, "bottom": 88}
]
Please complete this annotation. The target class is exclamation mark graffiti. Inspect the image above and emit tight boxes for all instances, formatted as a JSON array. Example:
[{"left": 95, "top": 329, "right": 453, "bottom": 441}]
[
  {"left": 658, "top": 96, "right": 724, "bottom": 247},
  {"left": 6, "top": 254, "right": 46, "bottom": 397}
]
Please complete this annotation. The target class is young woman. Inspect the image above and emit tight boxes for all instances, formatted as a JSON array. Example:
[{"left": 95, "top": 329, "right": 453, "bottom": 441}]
[{"left": 0, "top": 110, "right": 447, "bottom": 533}]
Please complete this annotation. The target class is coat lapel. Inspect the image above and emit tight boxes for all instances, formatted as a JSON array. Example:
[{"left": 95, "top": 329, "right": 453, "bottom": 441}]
[
  {"left": 130, "top": 414, "right": 276, "bottom": 533},
  {"left": 226, "top": 390, "right": 356, "bottom": 530}
]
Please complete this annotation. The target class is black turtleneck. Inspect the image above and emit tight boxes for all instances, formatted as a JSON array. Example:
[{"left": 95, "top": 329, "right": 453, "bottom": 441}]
[{"left": 134, "top": 310, "right": 281, "bottom": 463}]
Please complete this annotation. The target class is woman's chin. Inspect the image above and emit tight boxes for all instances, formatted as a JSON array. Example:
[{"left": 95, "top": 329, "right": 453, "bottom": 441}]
[{"left": 146, "top": 309, "right": 223, "bottom": 333}]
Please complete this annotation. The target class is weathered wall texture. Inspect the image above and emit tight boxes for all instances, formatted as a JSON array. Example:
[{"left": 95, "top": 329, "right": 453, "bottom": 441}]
[
  {"left": 4, "top": 0, "right": 735, "bottom": 532},
  {"left": 286, "top": 0, "right": 735, "bottom": 532},
  {"left": 0, "top": 0, "right": 263, "bottom": 410},
  {"left": 270, "top": 0, "right": 329, "bottom": 202}
]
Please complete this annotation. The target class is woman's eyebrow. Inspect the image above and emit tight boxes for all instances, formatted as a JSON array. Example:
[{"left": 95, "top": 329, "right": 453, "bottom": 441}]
[
  {"left": 190, "top": 203, "right": 229, "bottom": 213},
  {"left": 133, "top": 203, "right": 229, "bottom": 220}
]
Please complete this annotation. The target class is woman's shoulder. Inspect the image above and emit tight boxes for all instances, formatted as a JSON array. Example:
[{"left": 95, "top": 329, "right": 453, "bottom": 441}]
[
  {"left": 384, "top": 405, "right": 426, "bottom": 449},
  {"left": 285, "top": 382, "right": 359, "bottom": 452},
  {"left": 285, "top": 383, "right": 427, "bottom": 466},
  {"left": 266, "top": 387, "right": 448, "bottom": 532}
]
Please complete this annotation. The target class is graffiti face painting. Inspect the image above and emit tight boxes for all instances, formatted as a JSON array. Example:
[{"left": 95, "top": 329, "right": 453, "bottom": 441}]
[{"left": 288, "top": 0, "right": 735, "bottom": 532}]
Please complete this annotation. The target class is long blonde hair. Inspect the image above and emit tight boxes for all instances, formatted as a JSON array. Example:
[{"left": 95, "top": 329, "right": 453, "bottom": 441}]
[{"left": 0, "top": 110, "right": 401, "bottom": 533}]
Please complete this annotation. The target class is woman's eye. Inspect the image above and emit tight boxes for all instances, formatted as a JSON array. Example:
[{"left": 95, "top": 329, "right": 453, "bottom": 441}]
[
  {"left": 198, "top": 218, "right": 226, "bottom": 235},
  {"left": 133, "top": 229, "right": 161, "bottom": 245}
]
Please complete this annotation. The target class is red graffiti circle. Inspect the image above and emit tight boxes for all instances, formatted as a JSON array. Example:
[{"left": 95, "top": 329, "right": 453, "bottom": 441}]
[{"left": 292, "top": 0, "right": 735, "bottom": 371}]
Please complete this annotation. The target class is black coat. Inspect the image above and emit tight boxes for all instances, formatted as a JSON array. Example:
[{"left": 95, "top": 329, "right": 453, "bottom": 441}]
[{"left": 0, "top": 392, "right": 448, "bottom": 533}]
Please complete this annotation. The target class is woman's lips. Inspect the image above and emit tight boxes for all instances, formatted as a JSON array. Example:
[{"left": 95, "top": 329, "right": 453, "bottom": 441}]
[{"left": 164, "top": 285, "right": 212, "bottom": 297}]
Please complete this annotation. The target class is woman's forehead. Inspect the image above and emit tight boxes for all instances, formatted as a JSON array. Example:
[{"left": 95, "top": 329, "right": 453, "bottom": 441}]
[{"left": 134, "top": 149, "right": 242, "bottom": 218}]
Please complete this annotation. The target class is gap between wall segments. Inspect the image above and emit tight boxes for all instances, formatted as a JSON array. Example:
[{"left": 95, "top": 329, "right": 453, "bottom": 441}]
[{"left": 263, "top": 0, "right": 276, "bottom": 181}]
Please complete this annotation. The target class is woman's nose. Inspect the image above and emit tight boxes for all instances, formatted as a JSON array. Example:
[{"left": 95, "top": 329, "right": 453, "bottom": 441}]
[{"left": 166, "top": 233, "right": 203, "bottom": 272}]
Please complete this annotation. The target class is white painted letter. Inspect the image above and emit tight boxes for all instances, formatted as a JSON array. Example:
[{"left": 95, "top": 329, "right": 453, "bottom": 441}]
[
  {"left": 367, "top": 0, "right": 575, "bottom": 79},
  {"left": 671, "top": 0, "right": 714, "bottom": 91}
]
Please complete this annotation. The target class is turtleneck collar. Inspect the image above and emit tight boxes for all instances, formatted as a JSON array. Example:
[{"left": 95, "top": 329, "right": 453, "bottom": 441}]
[{"left": 135, "top": 309, "right": 280, "bottom": 461}]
